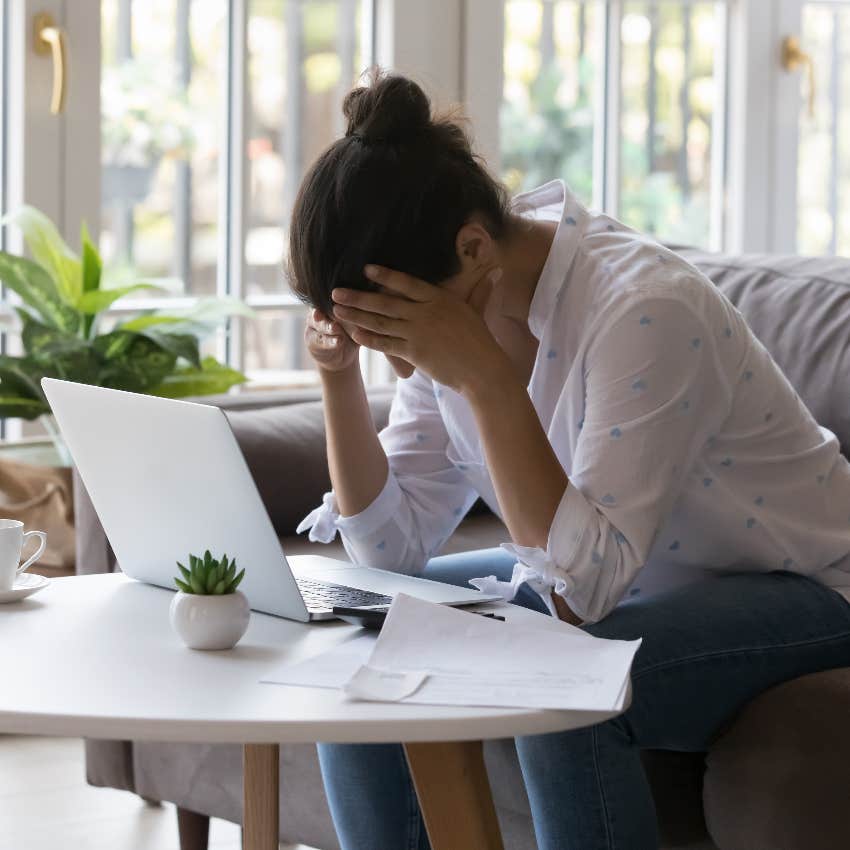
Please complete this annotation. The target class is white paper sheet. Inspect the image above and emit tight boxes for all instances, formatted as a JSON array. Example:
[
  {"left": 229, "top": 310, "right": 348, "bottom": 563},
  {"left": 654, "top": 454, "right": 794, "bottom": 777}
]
[
  {"left": 337, "top": 594, "right": 640, "bottom": 711},
  {"left": 261, "top": 596, "right": 641, "bottom": 713},
  {"left": 259, "top": 634, "right": 376, "bottom": 689}
]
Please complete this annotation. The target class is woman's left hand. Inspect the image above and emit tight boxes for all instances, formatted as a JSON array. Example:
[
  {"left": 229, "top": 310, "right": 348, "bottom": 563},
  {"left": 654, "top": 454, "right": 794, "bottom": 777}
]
[{"left": 330, "top": 264, "right": 510, "bottom": 396}]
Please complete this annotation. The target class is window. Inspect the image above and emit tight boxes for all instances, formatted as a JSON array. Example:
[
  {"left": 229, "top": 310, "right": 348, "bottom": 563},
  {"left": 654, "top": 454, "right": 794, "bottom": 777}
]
[
  {"left": 99, "top": 0, "right": 373, "bottom": 387},
  {"left": 797, "top": 2, "right": 850, "bottom": 256},
  {"left": 499, "top": 0, "right": 727, "bottom": 249}
]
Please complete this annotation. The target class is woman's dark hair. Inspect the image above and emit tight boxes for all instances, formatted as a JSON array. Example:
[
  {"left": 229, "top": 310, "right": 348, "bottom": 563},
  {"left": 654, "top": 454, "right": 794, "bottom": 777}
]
[{"left": 287, "top": 70, "right": 511, "bottom": 317}]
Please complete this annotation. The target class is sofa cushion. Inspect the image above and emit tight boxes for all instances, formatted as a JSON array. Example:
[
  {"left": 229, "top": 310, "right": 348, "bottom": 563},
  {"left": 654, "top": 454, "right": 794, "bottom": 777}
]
[
  {"left": 678, "top": 251, "right": 850, "bottom": 455},
  {"left": 224, "top": 393, "right": 393, "bottom": 536},
  {"left": 702, "top": 667, "right": 850, "bottom": 850}
]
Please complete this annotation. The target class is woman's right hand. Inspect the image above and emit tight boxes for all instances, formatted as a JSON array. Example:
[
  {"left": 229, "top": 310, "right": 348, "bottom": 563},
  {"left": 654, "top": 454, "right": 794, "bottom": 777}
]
[{"left": 305, "top": 308, "right": 360, "bottom": 373}]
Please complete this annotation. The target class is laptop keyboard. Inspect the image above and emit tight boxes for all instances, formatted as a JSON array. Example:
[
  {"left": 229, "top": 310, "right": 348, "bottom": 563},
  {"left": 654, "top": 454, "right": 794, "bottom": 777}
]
[{"left": 296, "top": 576, "right": 393, "bottom": 611}]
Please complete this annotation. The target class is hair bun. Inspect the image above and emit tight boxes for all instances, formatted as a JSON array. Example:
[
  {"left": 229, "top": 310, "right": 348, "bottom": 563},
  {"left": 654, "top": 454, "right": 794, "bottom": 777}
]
[{"left": 343, "top": 71, "right": 431, "bottom": 144}]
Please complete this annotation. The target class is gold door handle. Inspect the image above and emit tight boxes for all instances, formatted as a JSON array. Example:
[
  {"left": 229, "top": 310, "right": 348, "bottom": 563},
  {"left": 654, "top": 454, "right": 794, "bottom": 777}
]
[
  {"left": 781, "top": 35, "right": 816, "bottom": 119},
  {"left": 33, "top": 12, "right": 66, "bottom": 115}
]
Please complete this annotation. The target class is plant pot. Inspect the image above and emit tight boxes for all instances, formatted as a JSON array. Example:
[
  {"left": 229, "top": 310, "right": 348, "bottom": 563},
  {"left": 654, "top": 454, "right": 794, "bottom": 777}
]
[{"left": 169, "top": 590, "right": 250, "bottom": 650}]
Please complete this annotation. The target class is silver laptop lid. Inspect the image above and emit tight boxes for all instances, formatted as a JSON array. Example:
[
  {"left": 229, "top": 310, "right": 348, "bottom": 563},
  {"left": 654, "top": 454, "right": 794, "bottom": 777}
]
[{"left": 42, "top": 378, "right": 309, "bottom": 622}]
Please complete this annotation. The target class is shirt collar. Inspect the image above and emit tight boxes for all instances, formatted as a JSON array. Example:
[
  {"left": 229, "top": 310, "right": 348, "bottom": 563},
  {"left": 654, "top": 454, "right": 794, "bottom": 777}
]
[{"left": 513, "top": 179, "right": 588, "bottom": 340}]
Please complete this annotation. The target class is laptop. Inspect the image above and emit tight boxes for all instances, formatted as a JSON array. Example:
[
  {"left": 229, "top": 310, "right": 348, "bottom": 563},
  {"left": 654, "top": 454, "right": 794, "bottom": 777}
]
[{"left": 42, "top": 378, "right": 501, "bottom": 622}]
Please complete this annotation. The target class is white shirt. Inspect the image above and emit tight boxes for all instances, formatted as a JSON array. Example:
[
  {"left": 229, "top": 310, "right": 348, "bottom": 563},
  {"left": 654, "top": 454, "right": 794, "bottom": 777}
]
[{"left": 298, "top": 180, "right": 850, "bottom": 623}]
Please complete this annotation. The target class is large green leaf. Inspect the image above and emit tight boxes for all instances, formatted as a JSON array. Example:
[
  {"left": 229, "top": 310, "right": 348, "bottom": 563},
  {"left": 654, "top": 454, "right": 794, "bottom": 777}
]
[
  {"left": 0, "top": 354, "right": 43, "bottom": 401},
  {"left": 77, "top": 282, "right": 161, "bottom": 315},
  {"left": 80, "top": 225, "right": 102, "bottom": 339},
  {"left": 20, "top": 312, "right": 100, "bottom": 384},
  {"left": 0, "top": 395, "right": 50, "bottom": 420},
  {"left": 95, "top": 330, "right": 177, "bottom": 392},
  {"left": 149, "top": 356, "right": 247, "bottom": 398},
  {"left": 0, "top": 252, "right": 80, "bottom": 332},
  {"left": 118, "top": 297, "right": 255, "bottom": 336},
  {"left": 2, "top": 206, "right": 82, "bottom": 303},
  {"left": 81, "top": 223, "right": 102, "bottom": 294},
  {"left": 138, "top": 330, "right": 200, "bottom": 369},
  {"left": 0, "top": 354, "right": 46, "bottom": 400}
]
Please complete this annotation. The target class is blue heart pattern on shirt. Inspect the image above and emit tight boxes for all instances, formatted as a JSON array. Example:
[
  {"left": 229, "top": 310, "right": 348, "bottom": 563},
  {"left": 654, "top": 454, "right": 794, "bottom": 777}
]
[
  {"left": 376, "top": 540, "right": 386, "bottom": 550},
  {"left": 547, "top": 349, "right": 558, "bottom": 359},
  {"left": 746, "top": 518, "right": 757, "bottom": 529},
  {"left": 416, "top": 433, "right": 426, "bottom": 442},
  {"left": 669, "top": 540, "right": 680, "bottom": 551},
  {"left": 691, "top": 338, "right": 702, "bottom": 350},
  {"left": 639, "top": 316, "right": 652, "bottom": 326},
  {"left": 591, "top": 551, "right": 603, "bottom": 564},
  {"left": 565, "top": 216, "right": 578, "bottom": 226},
  {"left": 632, "top": 379, "right": 647, "bottom": 391},
  {"left": 721, "top": 457, "right": 734, "bottom": 467},
  {"left": 610, "top": 427, "right": 622, "bottom": 439},
  {"left": 602, "top": 494, "right": 616, "bottom": 505},
  {"left": 703, "top": 477, "right": 713, "bottom": 487},
  {"left": 754, "top": 496, "right": 765, "bottom": 506},
  {"left": 724, "top": 327, "right": 733, "bottom": 338}
]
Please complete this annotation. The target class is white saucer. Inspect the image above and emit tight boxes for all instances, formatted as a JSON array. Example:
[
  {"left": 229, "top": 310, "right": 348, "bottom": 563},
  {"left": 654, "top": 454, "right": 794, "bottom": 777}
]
[{"left": 0, "top": 572, "right": 50, "bottom": 604}]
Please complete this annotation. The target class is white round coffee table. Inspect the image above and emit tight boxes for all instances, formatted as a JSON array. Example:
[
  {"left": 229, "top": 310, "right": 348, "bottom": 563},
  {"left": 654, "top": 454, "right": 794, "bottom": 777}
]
[{"left": 0, "top": 573, "right": 623, "bottom": 849}]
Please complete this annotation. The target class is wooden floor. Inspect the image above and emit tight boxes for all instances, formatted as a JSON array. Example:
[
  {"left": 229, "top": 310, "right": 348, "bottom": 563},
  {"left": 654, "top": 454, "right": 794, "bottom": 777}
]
[{"left": 0, "top": 735, "right": 313, "bottom": 850}]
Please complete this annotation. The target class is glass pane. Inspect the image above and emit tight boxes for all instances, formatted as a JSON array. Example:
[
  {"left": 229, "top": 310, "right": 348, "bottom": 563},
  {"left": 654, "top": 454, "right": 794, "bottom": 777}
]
[
  {"left": 501, "top": 0, "right": 604, "bottom": 205},
  {"left": 100, "top": 0, "right": 227, "bottom": 296},
  {"left": 246, "top": 0, "right": 369, "bottom": 295},
  {"left": 619, "top": 1, "right": 722, "bottom": 247},
  {"left": 243, "top": 309, "right": 318, "bottom": 387},
  {"left": 797, "top": 5, "right": 850, "bottom": 257},
  {"left": 0, "top": 0, "right": 7, "bottom": 242}
]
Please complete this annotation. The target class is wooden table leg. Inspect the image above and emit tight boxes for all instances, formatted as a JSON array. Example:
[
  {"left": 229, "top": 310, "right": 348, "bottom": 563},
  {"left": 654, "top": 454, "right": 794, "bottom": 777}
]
[
  {"left": 243, "top": 743, "right": 279, "bottom": 850},
  {"left": 404, "top": 740, "right": 504, "bottom": 850}
]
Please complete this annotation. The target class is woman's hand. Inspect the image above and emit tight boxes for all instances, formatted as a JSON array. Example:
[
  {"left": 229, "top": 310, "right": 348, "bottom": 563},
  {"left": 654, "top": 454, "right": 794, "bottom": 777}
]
[
  {"left": 330, "top": 264, "right": 510, "bottom": 396},
  {"left": 304, "top": 308, "right": 359, "bottom": 373}
]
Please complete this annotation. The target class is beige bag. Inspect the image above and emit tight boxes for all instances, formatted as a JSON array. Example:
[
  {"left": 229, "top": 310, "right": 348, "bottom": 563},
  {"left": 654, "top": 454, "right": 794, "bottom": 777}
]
[{"left": 0, "top": 457, "right": 75, "bottom": 572}]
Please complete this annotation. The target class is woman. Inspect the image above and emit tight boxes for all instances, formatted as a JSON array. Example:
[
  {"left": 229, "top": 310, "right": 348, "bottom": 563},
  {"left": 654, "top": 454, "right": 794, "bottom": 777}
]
[{"left": 290, "top": 71, "right": 850, "bottom": 850}]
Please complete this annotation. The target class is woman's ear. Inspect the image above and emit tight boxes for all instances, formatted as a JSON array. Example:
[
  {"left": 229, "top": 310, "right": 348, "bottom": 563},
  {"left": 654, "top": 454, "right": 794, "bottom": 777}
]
[{"left": 455, "top": 221, "right": 496, "bottom": 275}]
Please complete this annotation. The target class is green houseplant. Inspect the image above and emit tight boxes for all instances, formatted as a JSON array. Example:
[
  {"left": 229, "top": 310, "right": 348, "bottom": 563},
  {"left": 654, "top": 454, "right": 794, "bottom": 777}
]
[
  {"left": 0, "top": 206, "right": 251, "bottom": 460},
  {"left": 169, "top": 550, "right": 250, "bottom": 650}
]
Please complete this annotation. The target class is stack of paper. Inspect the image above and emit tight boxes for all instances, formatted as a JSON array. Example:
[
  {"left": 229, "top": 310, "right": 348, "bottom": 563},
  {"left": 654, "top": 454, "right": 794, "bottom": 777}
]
[{"left": 261, "top": 594, "right": 640, "bottom": 712}]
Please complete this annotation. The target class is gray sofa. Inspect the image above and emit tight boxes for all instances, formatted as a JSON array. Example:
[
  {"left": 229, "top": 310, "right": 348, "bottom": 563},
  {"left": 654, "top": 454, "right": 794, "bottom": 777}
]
[{"left": 75, "top": 249, "right": 850, "bottom": 850}]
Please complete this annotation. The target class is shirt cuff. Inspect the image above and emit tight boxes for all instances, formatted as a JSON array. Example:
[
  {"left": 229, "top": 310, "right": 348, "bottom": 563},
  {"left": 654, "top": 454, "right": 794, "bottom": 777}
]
[
  {"left": 295, "top": 472, "right": 404, "bottom": 544},
  {"left": 498, "top": 483, "right": 597, "bottom": 610}
]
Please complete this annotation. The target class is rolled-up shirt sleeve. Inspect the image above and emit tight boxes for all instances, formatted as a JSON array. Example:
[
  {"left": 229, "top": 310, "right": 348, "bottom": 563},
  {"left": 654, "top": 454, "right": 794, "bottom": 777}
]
[
  {"left": 506, "top": 295, "right": 733, "bottom": 623},
  {"left": 296, "top": 369, "right": 479, "bottom": 574}
]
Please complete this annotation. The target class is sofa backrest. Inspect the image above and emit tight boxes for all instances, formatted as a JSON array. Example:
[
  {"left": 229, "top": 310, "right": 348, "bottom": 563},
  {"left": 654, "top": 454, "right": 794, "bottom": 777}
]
[
  {"left": 678, "top": 250, "right": 850, "bottom": 457},
  {"left": 224, "top": 391, "right": 394, "bottom": 536}
]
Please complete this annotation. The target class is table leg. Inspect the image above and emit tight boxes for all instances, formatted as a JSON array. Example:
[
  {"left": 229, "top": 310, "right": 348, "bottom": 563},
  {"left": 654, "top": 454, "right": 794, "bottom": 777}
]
[
  {"left": 404, "top": 740, "right": 504, "bottom": 850},
  {"left": 243, "top": 743, "right": 279, "bottom": 850}
]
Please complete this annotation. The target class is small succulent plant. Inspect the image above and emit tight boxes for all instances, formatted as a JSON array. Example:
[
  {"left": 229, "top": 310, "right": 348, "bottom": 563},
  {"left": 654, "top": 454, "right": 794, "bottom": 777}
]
[{"left": 174, "top": 550, "right": 245, "bottom": 595}]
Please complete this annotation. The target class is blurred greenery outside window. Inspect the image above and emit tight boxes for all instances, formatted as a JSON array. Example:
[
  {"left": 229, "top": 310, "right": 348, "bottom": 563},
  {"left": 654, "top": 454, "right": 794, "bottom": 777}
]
[
  {"left": 797, "top": 5, "right": 850, "bottom": 257},
  {"left": 502, "top": 0, "right": 723, "bottom": 249},
  {"left": 99, "top": 0, "right": 367, "bottom": 390}
]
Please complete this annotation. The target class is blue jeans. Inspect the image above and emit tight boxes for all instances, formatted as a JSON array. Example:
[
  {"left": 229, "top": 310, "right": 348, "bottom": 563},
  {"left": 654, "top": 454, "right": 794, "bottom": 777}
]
[{"left": 317, "top": 549, "right": 850, "bottom": 850}]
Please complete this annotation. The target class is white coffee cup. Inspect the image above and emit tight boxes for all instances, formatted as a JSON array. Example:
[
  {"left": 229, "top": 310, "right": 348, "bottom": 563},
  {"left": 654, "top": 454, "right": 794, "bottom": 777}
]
[{"left": 0, "top": 520, "right": 47, "bottom": 591}]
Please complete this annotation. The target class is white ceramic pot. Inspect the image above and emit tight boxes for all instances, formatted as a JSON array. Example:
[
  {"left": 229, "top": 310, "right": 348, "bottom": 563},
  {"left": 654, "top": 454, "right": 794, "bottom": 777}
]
[{"left": 169, "top": 590, "right": 250, "bottom": 650}]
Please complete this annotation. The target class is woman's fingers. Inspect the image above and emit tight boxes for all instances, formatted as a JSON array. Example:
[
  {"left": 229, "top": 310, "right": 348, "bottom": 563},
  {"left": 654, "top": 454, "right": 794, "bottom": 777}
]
[
  {"left": 332, "top": 304, "right": 406, "bottom": 337},
  {"left": 309, "top": 309, "right": 344, "bottom": 336},
  {"left": 305, "top": 324, "right": 341, "bottom": 349},
  {"left": 363, "top": 265, "right": 433, "bottom": 302},
  {"left": 331, "top": 288, "right": 415, "bottom": 318}
]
